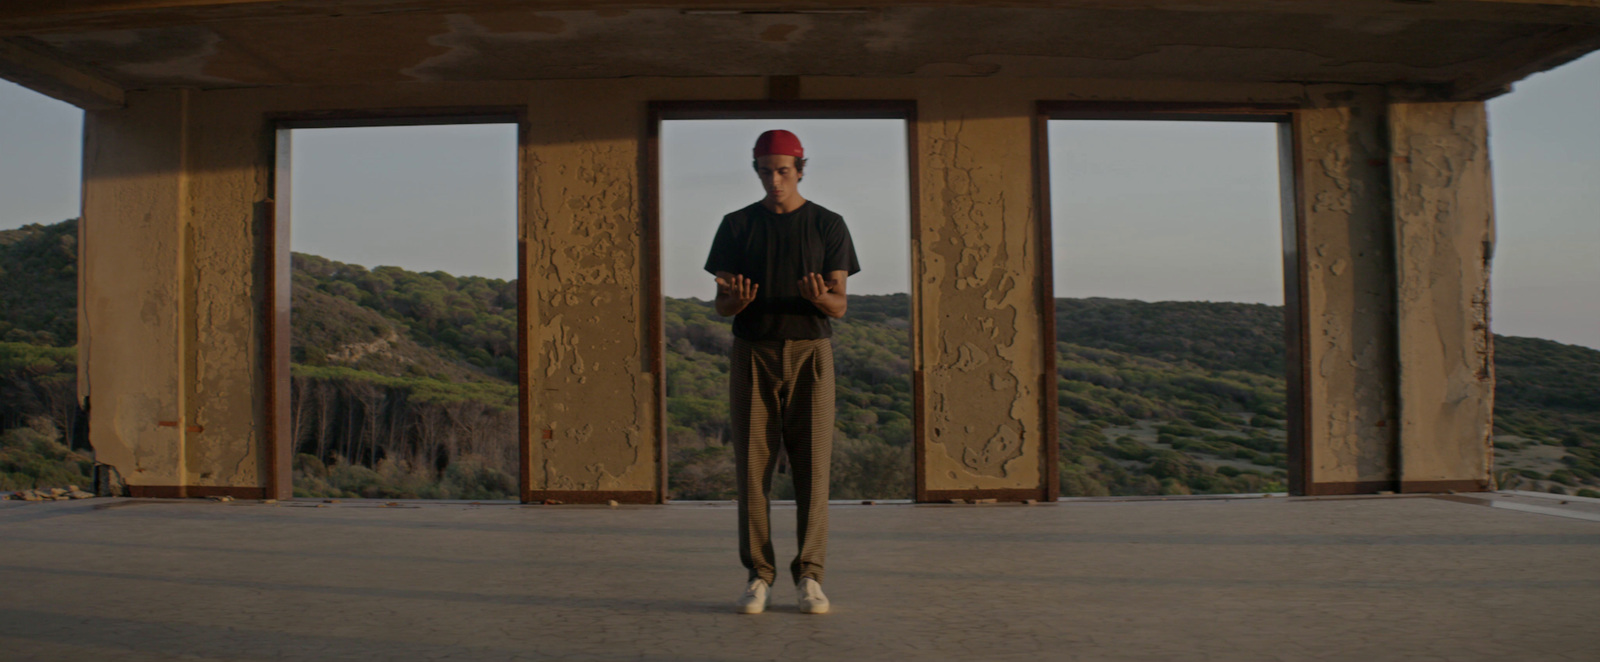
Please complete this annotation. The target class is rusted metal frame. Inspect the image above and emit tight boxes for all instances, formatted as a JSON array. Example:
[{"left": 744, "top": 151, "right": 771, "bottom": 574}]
[
  {"left": 265, "top": 106, "right": 528, "bottom": 502},
  {"left": 904, "top": 106, "right": 927, "bottom": 506},
  {"left": 1032, "top": 103, "right": 1061, "bottom": 502},
  {"left": 912, "top": 370, "right": 927, "bottom": 503},
  {"left": 266, "top": 140, "right": 292, "bottom": 500},
  {"left": 269, "top": 107, "right": 522, "bottom": 128},
  {"left": 644, "top": 104, "right": 668, "bottom": 504},
  {"left": 646, "top": 99, "right": 920, "bottom": 503},
  {"left": 1036, "top": 100, "right": 1306, "bottom": 496},
  {"left": 525, "top": 490, "right": 657, "bottom": 505},
  {"left": 516, "top": 113, "right": 533, "bottom": 505},
  {"left": 1399, "top": 479, "right": 1493, "bottom": 494},
  {"left": 924, "top": 488, "right": 1045, "bottom": 503},
  {"left": 1283, "top": 116, "right": 1314, "bottom": 497}
]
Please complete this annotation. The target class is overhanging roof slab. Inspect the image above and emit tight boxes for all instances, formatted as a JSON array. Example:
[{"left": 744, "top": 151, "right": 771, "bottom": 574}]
[{"left": 2, "top": 1, "right": 1599, "bottom": 106}]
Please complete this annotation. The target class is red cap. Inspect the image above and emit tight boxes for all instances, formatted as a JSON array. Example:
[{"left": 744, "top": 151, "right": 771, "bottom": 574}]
[{"left": 753, "top": 130, "right": 804, "bottom": 159}]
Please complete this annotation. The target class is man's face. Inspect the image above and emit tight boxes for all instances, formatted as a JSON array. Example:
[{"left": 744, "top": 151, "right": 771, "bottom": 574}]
[{"left": 755, "top": 155, "right": 802, "bottom": 202}]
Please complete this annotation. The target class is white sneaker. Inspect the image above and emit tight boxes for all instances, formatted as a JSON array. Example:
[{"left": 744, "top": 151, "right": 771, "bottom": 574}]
[
  {"left": 735, "top": 579, "right": 770, "bottom": 614},
  {"left": 796, "top": 577, "right": 829, "bottom": 614}
]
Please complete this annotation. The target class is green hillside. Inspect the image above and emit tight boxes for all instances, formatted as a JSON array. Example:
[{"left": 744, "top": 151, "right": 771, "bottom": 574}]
[
  {"left": 0, "top": 219, "right": 76, "bottom": 346},
  {"left": 292, "top": 252, "right": 519, "bottom": 382},
  {"left": 2, "top": 218, "right": 1596, "bottom": 499}
]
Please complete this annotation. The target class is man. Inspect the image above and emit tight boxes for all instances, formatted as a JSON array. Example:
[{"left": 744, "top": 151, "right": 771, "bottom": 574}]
[{"left": 704, "top": 129, "right": 860, "bottom": 615}]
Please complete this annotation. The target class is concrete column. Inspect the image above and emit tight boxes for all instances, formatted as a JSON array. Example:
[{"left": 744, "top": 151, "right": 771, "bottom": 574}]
[
  {"left": 81, "top": 89, "right": 192, "bottom": 496},
  {"left": 914, "top": 83, "right": 1049, "bottom": 500},
  {"left": 183, "top": 91, "right": 273, "bottom": 496},
  {"left": 1388, "top": 99, "right": 1495, "bottom": 492},
  {"left": 522, "top": 81, "right": 666, "bottom": 502},
  {"left": 1292, "top": 87, "right": 1401, "bottom": 495}
]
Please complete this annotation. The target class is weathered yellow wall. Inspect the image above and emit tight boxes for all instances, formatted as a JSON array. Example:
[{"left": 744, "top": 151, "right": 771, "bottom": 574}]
[
  {"left": 808, "top": 78, "right": 1051, "bottom": 493},
  {"left": 1294, "top": 87, "right": 1401, "bottom": 492},
  {"left": 81, "top": 89, "right": 189, "bottom": 491},
  {"left": 183, "top": 91, "right": 270, "bottom": 491},
  {"left": 1389, "top": 100, "right": 1496, "bottom": 491},
  {"left": 78, "top": 75, "right": 1495, "bottom": 499},
  {"left": 518, "top": 78, "right": 763, "bottom": 493},
  {"left": 915, "top": 91, "right": 1043, "bottom": 493}
]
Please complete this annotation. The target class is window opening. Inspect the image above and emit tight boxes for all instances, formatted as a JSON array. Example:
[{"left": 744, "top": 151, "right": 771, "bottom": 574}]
[
  {"left": 659, "top": 117, "right": 914, "bottom": 501},
  {"left": 282, "top": 123, "right": 521, "bottom": 500},
  {"left": 1485, "top": 52, "right": 1600, "bottom": 498},
  {"left": 1048, "top": 118, "right": 1292, "bottom": 497},
  {"left": 0, "top": 81, "right": 90, "bottom": 494}
]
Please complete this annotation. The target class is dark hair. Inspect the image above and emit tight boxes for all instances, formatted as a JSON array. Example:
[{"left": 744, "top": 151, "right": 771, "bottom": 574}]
[{"left": 752, "top": 157, "right": 807, "bottom": 174}]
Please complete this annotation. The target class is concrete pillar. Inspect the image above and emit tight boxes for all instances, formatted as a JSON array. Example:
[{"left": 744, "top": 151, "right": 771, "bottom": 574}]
[
  {"left": 73, "top": 78, "right": 1494, "bottom": 501},
  {"left": 1291, "top": 87, "right": 1401, "bottom": 495},
  {"left": 1388, "top": 99, "right": 1495, "bottom": 492},
  {"left": 522, "top": 81, "right": 664, "bottom": 503},
  {"left": 81, "top": 89, "right": 193, "bottom": 496},
  {"left": 913, "top": 83, "right": 1050, "bottom": 501},
  {"left": 184, "top": 90, "right": 272, "bottom": 497}
]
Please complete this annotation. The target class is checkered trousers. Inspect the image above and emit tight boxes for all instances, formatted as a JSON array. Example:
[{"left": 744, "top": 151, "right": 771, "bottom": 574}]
[{"left": 730, "top": 337, "right": 834, "bottom": 585}]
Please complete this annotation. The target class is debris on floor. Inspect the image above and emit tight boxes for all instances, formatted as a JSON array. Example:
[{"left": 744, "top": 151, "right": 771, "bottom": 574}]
[{"left": 6, "top": 485, "right": 95, "bottom": 501}]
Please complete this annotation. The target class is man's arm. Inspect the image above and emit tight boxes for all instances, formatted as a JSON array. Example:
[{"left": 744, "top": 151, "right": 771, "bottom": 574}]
[
  {"left": 714, "top": 271, "right": 758, "bottom": 317},
  {"left": 798, "top": 270, "right": 848, "bottom": 319}
]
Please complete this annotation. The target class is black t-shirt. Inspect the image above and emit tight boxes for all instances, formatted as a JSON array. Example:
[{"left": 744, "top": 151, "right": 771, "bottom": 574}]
[{"left": 704, "top": 200, "right": 862, "bottom": 341}]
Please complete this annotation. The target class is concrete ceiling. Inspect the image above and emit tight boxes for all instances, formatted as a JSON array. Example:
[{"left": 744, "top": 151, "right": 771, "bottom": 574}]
[{"left": 3, "top": 0, "right": 1599, "bottom": 108}]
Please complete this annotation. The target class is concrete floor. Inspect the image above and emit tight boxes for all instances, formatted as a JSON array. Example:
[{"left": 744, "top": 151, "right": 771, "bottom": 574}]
[{"left": 1, "top": 492, "right": 1596, "bottom": 661}]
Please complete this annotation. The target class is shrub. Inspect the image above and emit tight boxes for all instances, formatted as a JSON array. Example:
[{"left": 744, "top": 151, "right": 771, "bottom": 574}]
[
  {"left": 1249, "top": 414, "right": 1282, "bottom": 429},
  {"left": 1109, "top": 438, "right": 1152, "bottom": 461},
  {"left": 1546, "top": 470, "right": 1578, "bottom": 487},
  {"left": 1188, "top": 411, "right": 1226, "bottom": 429},
  {"left": 0, "top": 423, "right": 93, "bottom": 492}
]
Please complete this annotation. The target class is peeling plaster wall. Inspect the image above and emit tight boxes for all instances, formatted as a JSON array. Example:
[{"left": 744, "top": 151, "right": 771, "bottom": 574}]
[
  {"left": 80, "top": 75, "right": 1492, "bottom": 498},
  {"left": 181, "top": 91, "right": 271, "bottom": 489},
  {"left": 911, "top": 84, "right": 1043, "bottom": 492},
  {"left": 1293, "top": 87, "right": 1400, "bottom": 491},
  {"left": 84, "top": 78, "right": 769, "bottom": 496},
  {"left": 519, "top": 79, "right": 761, "bottom": 493},
  {"left": 809, "top": 76, "right": 1321, "bottom": 495},
  {"left": 81, "top": 89, "right": 188, "bottom": 489},
  {"left": 522, "top": 89, "right": 659, "bottom": 493},
  {"left": 1388, "top": 100, "right": 1495, "bottom": 491}
]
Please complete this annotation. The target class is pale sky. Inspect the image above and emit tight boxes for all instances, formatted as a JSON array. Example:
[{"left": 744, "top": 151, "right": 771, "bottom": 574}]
[
  {"left": 661, "top": 119, "right": 911, "bottom": 298},
  {"left": 286, "top": 124, "right": 518, "bottom": 279},
  {"left": 1, "top": 52, "right": 1595, "bottom": 348},
  {"left": 1049, "top": 119, "right": 1284, "bottom": 305}
]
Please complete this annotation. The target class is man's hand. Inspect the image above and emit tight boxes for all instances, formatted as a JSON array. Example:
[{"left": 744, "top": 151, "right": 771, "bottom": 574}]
[
  {"left": 797, "top": 271, "right": 848, "bottom": 318},
  {"left": 714, "top": 273, "right": 758, "bottom": 317},
  {"left": 796, "top": 273, "right": 837, "bottom": 303}
]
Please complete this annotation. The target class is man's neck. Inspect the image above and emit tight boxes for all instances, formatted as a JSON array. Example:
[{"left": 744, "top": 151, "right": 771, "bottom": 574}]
[{"left": 762, "top": 194, "right": 807, "bottom": 215}]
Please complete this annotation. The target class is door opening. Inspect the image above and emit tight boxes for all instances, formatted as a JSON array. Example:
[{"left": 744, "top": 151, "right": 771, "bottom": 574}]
[
  {"left": 270, "top": 114, "right": 525, "bottom": 500},
  {"left": 650, "top": 104, "right": 919, "bottom": 501},
  {"left": 1039, "top": 104, "right": 1304, "bottom": 497}
]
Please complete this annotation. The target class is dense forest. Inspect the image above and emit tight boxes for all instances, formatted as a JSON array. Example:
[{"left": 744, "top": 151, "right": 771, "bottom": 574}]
[{"left": 3, "top": 218, "right": 1597, "bottom": 499}]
